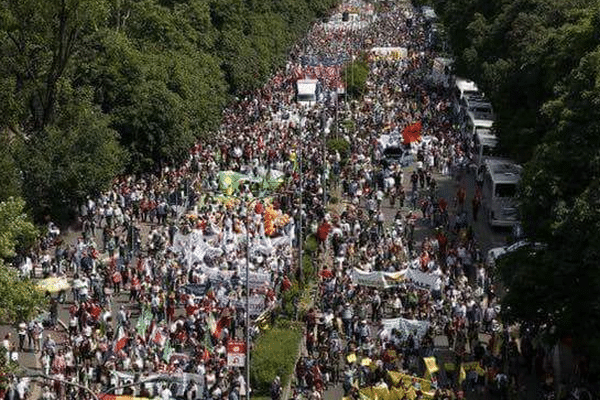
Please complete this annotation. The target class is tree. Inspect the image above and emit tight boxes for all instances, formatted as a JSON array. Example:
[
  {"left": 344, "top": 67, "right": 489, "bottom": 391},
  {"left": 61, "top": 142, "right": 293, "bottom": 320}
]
[
  {"left": 0, "top": 134, "right": 22, "bottom": 203},
  {"left": 342, "top": 55, "right": 369, "bottom": 99},
  {"left": 0, "top": 197, "right": 38, "bottom": 260},
  {"left": 501, "top": 42, "right": 600, "bottom": 376},
  {"left": 0, "top": 197, "right": 45, "bottom": 323},
  {"left": 0, "top": 264, "right": 46, "bottom": 322},
  {"left": 17, "top": 91, "right": 126, "bottom": 221},
  {"left": 0, "top": 0, "right": 109, "bottom": 130}
]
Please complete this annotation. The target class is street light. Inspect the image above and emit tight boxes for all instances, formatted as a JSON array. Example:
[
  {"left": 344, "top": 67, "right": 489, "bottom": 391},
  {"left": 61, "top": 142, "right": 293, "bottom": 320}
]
[{"left": 239, "top": 191, "right": 272, "bottom": 399}]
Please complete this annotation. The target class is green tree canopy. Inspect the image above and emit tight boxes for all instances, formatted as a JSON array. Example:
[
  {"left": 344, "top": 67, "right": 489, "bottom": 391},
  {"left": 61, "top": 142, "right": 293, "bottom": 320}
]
[
  {"left": 0, "top": 0, "right": 338, "bottom": 219},
  {"left": 17, "top": 92, "right": 126, "bottom": 220},
  {"left": 342, "top": 54, "right": 370, "bottom": 99},
  {"left": 436, "top": 0, "right": 600, "bottom": 373},
  {"left": 0, "top": 197, "right": 45, "bottom": 323}
]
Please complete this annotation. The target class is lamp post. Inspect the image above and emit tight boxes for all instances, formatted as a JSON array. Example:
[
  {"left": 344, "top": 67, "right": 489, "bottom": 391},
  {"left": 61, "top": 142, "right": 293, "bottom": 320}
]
[
  {"left": 241, "top": 191, "right": 272, "bottom": 399},
  {"left": 245, "top": 213, "right": 250, "bottom": 400}
]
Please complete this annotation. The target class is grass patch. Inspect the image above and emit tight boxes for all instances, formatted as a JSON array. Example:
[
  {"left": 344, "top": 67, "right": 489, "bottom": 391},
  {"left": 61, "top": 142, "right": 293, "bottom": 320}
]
[{"left": 251, "top": 322, "right": 303, "bottom": 396}]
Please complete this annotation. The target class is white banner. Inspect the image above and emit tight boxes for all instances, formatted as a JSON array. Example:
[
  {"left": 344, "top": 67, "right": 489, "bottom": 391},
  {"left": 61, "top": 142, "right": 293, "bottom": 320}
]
[
  {"left": 233, "top": 295, "right": 266, "bottom": 316},
  {"left": 382, "top": 317, "right": 430, "bottom": 342},
  {"left": 351, "top": 268, "right": 387, "bottom": 288},
  {"left": 242, "top": 271, "right": 272, "bottom": 289},
  {"left": 351, "top": 268, "right": 405, "bottom": 288},
  {"left": 402, "top": 268, "right": 441, "bottom": 290}
]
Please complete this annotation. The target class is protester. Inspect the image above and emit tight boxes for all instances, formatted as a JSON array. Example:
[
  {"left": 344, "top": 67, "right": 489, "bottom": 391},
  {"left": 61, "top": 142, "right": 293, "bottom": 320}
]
[{"left": 5, "top": 1, "right": 553, "bottom": 399}]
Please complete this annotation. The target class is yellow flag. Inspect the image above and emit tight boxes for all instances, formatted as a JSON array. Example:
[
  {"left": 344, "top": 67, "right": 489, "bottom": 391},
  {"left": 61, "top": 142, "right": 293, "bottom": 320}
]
[
  {"left": 423, "top": 357, "right": 439, "bottom": 375},
  {"left": 361, "top": 357, "right": 372, "bottom": 366},
  {"left": 373, "top": 387, "right": 390, "bottom": 400},
  {"left": 390, "top": 387, "right": 404, "bottom": 400},
  {"left": 476, "top": 365, "right": 486, "bottom": 376},
  {"left": 359, "top": 387, "right": 375, "bottom": 400},
  {"left": 459, "top": 365, "right": 466, "bottom": 384},
  {"left": 388, "top": 371, "right": 402, "bottom": 386},
  {"left": 347, "top": 353, "right": 357, "bottom": 363},
  {"left": 405, "top": 387, "right": 417, "bottom": 400}
]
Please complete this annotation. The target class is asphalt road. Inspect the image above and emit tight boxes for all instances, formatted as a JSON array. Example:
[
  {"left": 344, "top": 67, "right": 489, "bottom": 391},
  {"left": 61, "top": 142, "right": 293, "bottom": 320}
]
[{"left": 318, "top": 160, "right": 510, "bottom": 400}]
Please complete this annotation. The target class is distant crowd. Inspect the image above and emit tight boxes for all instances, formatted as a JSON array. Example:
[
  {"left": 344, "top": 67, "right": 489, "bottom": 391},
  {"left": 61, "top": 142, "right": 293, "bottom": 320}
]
[{"left": 1, "top": 1, "right": 556, "bottom": 400}]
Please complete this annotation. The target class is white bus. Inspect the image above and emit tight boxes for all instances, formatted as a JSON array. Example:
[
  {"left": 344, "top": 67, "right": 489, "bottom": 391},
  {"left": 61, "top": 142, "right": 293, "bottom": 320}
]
[
  {"left": 482, "top": 158, "right": 522, "bottom": 227},
  {"left": 473, "top": 128, "right": 498, "bottom": 168},
  {"left": 452, "top": 77, "right": 479, "bottom": 115},
  {"left": 464, "top": 113, "right": 494, "bottom": 141}
]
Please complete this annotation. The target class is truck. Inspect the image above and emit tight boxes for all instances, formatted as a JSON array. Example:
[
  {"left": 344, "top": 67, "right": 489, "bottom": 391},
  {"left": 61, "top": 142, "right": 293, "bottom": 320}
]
[{"left": 296, "top": 79, "right": 319, "bottom": 107}]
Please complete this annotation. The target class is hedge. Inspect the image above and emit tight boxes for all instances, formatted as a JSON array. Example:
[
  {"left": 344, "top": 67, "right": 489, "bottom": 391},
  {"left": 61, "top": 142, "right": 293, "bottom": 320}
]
[{"left": 250, "top": 322, "right": 303, "bottom": 396}]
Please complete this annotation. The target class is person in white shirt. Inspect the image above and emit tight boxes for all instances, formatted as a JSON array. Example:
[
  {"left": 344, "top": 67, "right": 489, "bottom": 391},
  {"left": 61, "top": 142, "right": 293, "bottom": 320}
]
[{"left": 161, "top": 385, "right": 173, "bottom": 400}]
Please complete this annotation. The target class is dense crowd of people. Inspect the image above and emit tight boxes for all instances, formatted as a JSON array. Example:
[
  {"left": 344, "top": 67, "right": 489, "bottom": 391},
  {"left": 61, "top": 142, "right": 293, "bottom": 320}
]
[{"left": 1, "top": 1, "right": 563, "bottom": 400}]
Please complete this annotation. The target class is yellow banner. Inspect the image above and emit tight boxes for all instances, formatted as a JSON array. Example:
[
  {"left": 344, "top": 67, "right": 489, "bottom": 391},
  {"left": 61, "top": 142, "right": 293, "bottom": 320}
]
[
  {"left": 357, "top": 386, "right": 435, "bottom": 400},
  {"left": 459, "top": 365, "right": 466, "bottom": 384},
  {"left": 387, "top": 371, "right": 432, "bottom": 393},
  {"left": 423, "top": 357, "right": 439, "bottom": 374},
  {"left": 373, "top": 387, "right": 391, "bottom": 400}
]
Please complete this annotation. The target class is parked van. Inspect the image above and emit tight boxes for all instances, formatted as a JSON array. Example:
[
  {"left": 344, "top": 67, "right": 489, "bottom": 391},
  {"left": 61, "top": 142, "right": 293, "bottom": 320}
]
[
  {"left": 464, "top": 94, "right": 494, "bottom": 122},
  {"left": 473, "top": 128, "right": 498, "bottom": 168},
  {"left": 464, "top": 113, "right": 494, "bottom": 141},
  {"left": 482, "top": 158, "right": 522, "bottom": 227},
  {"left": 452, "top": 78, "right": 479, "bottom": 112}
]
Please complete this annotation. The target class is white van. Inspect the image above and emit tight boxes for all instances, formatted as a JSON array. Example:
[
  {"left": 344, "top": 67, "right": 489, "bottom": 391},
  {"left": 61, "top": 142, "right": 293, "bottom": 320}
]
[
  {"left": 482, "top": 158, "right": 521, "bottom": 227},
  {"left": 464, "top": 94, "right": 494, "bottom": 122},
  {"left": 452, "top": 77, "right": 479, "bottom": 114},
  {"left": 473, "top": 128, "right": 498, "bottom": 168},
  {"left": 464, "top": 113, "right": 494, "bottom": 141}
]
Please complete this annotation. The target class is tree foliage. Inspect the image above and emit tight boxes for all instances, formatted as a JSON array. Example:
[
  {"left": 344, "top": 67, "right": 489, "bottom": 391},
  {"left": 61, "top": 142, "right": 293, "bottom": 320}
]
[
  {"left": 0, "top": 197, "right": 44, "bottom": 323},
  {"left": 0, "top": 264, "right": 46, "bottom": 323},
  {"left": 16, "top": 92, "right": 127, "bottom": 220},
  {"left": 0, "top": 197, "right": 38, "bottom": 259},
  {"left": 0, "top": 0, "right": 337, "bottom": 218},
  {"left": 435, "top": 0, "right": 600, "bottom": 368},
  {"left": 342, "top": 54, "right": 370, "bottom": 99}
]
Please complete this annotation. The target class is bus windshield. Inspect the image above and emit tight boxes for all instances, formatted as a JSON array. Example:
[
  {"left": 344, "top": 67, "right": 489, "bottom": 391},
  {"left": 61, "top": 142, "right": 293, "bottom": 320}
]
[
  {"left": 297, "top": 94, "right": 316, "bottom": 102},
  {"left": 494, "top": 183, "right": 517, "bottom": 198}
]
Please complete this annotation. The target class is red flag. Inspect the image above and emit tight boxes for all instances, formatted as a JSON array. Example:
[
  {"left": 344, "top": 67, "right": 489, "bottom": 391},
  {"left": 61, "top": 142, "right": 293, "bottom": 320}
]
[
  {"left": 319, "top": 269, "right": 334, "bottom": 279},
  {"left": 150, "top": 324, "right": 166, "bottom": 346},
  {"left": 258, "top": 135, "right": 264, "bottom": 150},
  {"left": 316, "top": 222, "right": 331, "bottom": 242},
  {"left": 214, "top": 316, "right": 232, "bottom": 339},
  {"left": 114, "top": 325, "right": 128, "bottom": 352},
  {"left": 402, "top": 121, "right": 422, "bottom": 144}
]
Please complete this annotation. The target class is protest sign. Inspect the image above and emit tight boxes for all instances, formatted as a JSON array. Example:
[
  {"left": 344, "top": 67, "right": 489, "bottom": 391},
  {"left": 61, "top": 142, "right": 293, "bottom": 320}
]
[
  {"left": 227, "top": 340, "right": 246, "bottom": 367},
  {"left": 381, "top": 317, "right": 430, "bottom": 343}
]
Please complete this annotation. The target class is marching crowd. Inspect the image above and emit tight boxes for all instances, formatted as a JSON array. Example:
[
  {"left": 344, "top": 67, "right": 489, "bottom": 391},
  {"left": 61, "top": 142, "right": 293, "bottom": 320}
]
[{"left": 1, "top": 1, "right": 558, "bottom": 400}]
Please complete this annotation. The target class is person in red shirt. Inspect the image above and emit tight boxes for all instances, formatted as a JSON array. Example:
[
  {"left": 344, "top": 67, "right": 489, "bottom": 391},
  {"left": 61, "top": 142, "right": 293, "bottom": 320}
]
[{"left": 456, "top": 185, "right": 466, "bottom": 213}]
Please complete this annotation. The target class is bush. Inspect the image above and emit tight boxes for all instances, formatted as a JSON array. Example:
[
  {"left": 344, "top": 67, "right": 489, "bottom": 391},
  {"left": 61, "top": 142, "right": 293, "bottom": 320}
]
[
  {"left": 342, "top": 54, "right": 369, "bottom": 99},
  {"left": 281, "top": 282, "right": 301, "bottom": 318},
  {"left": 304, "top": 234, "right": 318, "bottom": 254},
  {"left": 251, "top": 323, "right": 302, "bottom": 396},
  {"left": 327, "top": 138, "right": 351, "bottom": 164},
  {"left": 302, "top": 256, "right": 316, "bottom": 285}
]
